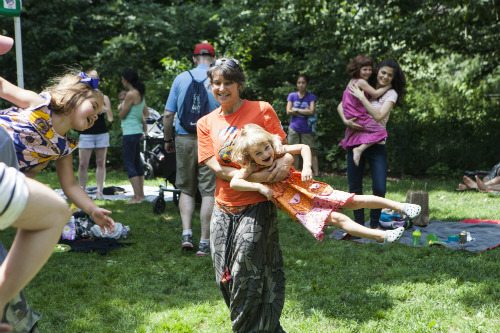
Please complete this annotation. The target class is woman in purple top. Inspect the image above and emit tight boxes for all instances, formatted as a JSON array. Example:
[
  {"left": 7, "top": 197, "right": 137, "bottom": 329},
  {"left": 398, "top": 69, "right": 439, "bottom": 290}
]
[
  {"left": 286, "top": 74, "right": 319, "bottom": 175},
  {"left": 337, "top": 59, "right": 406, "bottom": 230},
  {"left": 339, "top": 55, "right": 392, "bottom": 166}
]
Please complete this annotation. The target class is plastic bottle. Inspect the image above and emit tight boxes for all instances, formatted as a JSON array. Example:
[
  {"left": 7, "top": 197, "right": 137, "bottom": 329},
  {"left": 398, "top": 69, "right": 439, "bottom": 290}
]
[
  {"left": 61, "top": 216, "right": 76, "bottom": 241},
  {"left": 412, "top": 228, "right": 421, "bottom": 246}
]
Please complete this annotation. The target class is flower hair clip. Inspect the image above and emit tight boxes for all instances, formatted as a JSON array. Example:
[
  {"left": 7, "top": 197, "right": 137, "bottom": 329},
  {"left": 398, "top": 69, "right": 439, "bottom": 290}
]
[{"left": 78, "top": 72, "right": 99, "bottom": 90}]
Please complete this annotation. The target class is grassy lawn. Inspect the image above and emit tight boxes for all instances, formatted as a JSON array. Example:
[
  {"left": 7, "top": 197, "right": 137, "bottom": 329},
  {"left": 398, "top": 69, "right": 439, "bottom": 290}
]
[{"left": 1, "top": 170, "right": 499, "bottom": 333}]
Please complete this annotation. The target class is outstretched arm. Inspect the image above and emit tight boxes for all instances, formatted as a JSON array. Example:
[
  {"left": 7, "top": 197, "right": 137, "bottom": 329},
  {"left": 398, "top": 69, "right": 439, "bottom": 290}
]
[
  {"left": 56, "top": 155, "right": 114, "bottom": 231},
  {"left": 283, "top": 144, "right": 313, "bottom": 181},
  {"left": 0, "top": 76, "right": 44, "bottom": 108}
]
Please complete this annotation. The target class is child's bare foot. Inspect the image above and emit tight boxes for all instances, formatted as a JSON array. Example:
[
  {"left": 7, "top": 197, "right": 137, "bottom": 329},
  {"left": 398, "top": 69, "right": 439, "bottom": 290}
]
[
  {"left": 384, "top": 227, "right": 405, "bottom": 243},
  {"left": 352, "top": 147, "right": 362, "bottom": 166}
]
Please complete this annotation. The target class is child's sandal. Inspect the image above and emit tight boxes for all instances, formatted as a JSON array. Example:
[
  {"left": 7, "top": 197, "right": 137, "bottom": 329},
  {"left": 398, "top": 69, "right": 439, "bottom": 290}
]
[
  {"left": 403, "top": 203, "right": 421, "bottom": 219},
  {"left": 384, "top": 227, "right": 405, "bottom": 243}
]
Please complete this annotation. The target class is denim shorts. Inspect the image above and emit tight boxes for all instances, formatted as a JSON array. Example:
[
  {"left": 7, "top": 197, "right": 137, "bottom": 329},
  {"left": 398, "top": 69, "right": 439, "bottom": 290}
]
[{"left": 78, "top": 133, "right": 110, "bottom": 149}]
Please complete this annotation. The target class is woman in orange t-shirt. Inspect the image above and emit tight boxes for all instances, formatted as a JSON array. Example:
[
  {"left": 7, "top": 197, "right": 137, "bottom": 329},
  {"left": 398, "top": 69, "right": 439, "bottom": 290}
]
[{"left": 197, "top": 58, "right": 292, "bottom": 333}]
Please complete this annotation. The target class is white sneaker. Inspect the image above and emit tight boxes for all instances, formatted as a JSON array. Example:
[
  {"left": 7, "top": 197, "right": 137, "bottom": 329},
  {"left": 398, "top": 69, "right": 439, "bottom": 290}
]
[
  {"left": 384, "top": 227, "right": 405, "bottom": 243},
  {"left": 403, "top": 203, "right": 421, "bottom": 219}
]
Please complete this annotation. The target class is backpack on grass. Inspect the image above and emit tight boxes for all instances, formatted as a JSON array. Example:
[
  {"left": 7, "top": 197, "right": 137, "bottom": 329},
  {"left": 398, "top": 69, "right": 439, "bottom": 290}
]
[{"left": 179, "top": 71, "right": 211, "bottom": 133}]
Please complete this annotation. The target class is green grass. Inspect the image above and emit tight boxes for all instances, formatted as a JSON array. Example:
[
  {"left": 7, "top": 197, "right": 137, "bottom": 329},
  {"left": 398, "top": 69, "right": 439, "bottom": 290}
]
[{"left": 1, "top": 171, "right": 499, "bottom": 333}]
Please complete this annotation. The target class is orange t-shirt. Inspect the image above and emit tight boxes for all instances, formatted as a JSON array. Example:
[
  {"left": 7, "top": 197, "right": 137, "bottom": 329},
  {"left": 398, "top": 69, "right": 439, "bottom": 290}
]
[{"left": 197, "top": 100, "right": 286, "bottom": 207}]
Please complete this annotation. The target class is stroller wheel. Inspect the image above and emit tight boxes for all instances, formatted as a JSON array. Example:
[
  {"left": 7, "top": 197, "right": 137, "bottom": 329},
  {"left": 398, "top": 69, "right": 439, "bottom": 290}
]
[
  {"left": 144, "top": 162, "right": 154, "bottom": 180},
  {"left": 153, "top": 196, "right": 166, "bottom": 214}
]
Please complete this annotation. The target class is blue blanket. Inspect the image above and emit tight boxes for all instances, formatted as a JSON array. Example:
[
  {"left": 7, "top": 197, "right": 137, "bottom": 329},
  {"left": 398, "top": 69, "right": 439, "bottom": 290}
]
[{"left": 329, "top": 220, "right": 500, "bottom": 252}]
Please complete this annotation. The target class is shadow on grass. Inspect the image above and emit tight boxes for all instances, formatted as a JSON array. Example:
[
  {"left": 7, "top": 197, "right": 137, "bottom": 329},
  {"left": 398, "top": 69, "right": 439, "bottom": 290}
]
[
  {"left": 1, "top": 173, "right": 499, "bottom": 332},
  {"left": 281, "top": 212, "right": 500, "bottom": 325}
]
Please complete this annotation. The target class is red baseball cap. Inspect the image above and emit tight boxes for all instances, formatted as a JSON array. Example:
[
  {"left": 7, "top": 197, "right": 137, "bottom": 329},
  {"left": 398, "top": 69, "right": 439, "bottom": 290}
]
[
  {"left": 0, "top": 35, "right": 14, "bottom": 55},
  {"left": 193, "top": 42, "right": 215, "bottom": 57}
]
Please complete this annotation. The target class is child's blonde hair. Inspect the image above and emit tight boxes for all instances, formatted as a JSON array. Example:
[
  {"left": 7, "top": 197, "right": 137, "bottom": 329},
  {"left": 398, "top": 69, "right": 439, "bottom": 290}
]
[
  {"left": 44, "top": 71, "right": 103, "bottom": 116},
  {"left": 232, "top": 124, "right": 283, "bottom": 166}
]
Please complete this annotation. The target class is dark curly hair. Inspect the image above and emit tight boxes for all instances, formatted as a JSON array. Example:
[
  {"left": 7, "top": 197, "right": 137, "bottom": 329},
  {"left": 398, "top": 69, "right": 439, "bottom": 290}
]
[{"left": 346, "top": 55, "right": 374, "bottom": 79}]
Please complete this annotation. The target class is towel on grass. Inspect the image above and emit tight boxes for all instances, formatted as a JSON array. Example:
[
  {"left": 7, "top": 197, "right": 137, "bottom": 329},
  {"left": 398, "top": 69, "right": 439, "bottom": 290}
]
[{"left": 55, "top": 185, "right": 174, "bottom": 202}]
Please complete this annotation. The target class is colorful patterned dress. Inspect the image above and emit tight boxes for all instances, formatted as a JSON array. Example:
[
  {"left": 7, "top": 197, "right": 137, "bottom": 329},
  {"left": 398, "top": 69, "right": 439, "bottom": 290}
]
[
  {"left": 0, "top": 92, "right": 77, "bottom": 173},
  {"left": 269, "top": 170, "right": 355, "bottom": 240}
]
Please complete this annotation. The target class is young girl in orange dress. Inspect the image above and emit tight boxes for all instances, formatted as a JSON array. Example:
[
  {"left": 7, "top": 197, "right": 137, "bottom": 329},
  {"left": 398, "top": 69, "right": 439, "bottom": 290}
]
[{"left": 230, "top": 124, "right": 421, "bottom": 242}]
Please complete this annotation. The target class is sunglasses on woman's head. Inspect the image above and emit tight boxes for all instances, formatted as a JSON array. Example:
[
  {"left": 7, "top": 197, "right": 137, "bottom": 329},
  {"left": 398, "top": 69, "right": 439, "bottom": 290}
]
[{"left": 215, "top": 58, "right": 240, "bottom": 68}]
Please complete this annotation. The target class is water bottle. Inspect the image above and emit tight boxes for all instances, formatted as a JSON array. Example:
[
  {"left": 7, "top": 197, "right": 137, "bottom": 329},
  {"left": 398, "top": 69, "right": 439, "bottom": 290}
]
[
  {"left": 412, "top": 228, "right": 421, "bottom": 246},
  {"left": 61, "top": 216, "right": 76, "bottom": 240}
]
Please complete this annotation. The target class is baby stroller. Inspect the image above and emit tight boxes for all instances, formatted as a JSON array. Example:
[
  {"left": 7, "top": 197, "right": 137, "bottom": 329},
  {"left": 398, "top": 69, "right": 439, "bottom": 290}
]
[{"left": 141, "top": 108, "right": 180, "bottom": 212}]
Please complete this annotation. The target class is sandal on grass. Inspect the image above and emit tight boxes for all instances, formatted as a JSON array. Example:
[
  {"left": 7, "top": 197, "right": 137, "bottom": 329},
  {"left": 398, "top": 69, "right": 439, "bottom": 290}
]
[
  {"left": 384, "top": 227, "right": 405, "bottom": 243},
  {"left": 403, "top": 203, "right": 422, "bottom": 219}
]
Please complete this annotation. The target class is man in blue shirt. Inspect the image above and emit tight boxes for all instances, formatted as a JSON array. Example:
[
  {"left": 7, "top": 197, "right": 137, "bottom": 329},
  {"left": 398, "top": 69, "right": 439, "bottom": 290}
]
[{"left": 163, "top": 42, "right": 219, "bottom": 256}]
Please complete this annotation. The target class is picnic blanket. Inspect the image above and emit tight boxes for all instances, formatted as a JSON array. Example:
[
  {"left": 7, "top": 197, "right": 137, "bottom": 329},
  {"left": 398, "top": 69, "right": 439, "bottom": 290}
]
[
  {"left": 55, "top": 185, "right": 174, "bottom": 202},
  {"left": 329, "top": 220, "right": 500, "bottom": 252}
]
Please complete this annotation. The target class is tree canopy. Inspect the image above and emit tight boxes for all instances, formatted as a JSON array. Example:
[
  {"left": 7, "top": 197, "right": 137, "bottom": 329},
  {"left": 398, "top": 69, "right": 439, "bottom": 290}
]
[{"left": 1, "top": 0, "right": 499, "bottom": 175}]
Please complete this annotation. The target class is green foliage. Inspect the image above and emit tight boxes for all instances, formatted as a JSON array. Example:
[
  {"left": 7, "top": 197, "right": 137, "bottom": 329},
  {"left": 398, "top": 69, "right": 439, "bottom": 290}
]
[{"left": 0, "top": 0, "right": 499, "bottom": 174}]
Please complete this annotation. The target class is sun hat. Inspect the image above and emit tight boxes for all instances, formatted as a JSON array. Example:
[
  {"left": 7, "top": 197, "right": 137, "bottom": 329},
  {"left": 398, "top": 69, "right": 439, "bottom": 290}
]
[{"left": 0, "top": 35, "right": 14, "bottom": 55}]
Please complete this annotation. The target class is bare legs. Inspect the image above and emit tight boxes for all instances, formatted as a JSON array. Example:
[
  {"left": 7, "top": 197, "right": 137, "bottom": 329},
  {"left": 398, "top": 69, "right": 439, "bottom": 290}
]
[
  {"left": 128, "top": 175, "right": 145, "bottom": 203},
  {"left": 94, "top": 148, "right": 107, "bottom": 199},
  {"left": 78, "top": 147, "right": 108, "bottom": 199},
  {"left": 179, "top": 193, "right": 215, "bottom": 241},
  {"left": 343, "top": 194, "right": 404, "bottom": 212},
  {"left": 458, "top": 175, "right": 500, "bottom": 192},
  {"left": 328, "top": 212, "right": 404, "bottom": 243},
  {"left": 328, "top": 212, "right": 386, "bottom": 242},
  {"left": 352, "top": 143, "right": 374, "bottom": 167},
  {"left": 326, "top": 194, "right": 419, "bottom": 242},
  {"left": 200, "top": 195, "right": 215, "bottom": 241},
  {"left": 78, "top": 148, "right": 92, "bottom": 191},
  {"left": 0, "top": 178, "right": 71, "bottom": 322},
  {"left": 179, "top": 193, "right": 195, "bottom": 232}
]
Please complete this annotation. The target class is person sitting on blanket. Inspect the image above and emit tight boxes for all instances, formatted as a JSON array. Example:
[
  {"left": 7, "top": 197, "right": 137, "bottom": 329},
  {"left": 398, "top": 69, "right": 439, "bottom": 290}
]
[
  {"left": 226, "top": 123, "right": 421, "bottom": 242},
  {"left": 457, "top": 175, "right": 500, "bottom": 192}
]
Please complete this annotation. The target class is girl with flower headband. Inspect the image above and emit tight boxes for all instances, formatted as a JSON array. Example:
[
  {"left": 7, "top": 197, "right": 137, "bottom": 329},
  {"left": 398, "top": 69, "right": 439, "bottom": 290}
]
[
  {"left": 0, "top": 70, "right": 115, "bottom": 230},
  {"left": 230, "top": 123, "right": 420, "bottom": 242}
]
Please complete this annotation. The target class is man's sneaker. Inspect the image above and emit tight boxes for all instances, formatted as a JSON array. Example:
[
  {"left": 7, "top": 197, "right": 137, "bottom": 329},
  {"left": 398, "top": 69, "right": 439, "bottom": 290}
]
[
  {"left": 181, "top": 234, "right": 194, "bottom": 250},
  {"left": 196, "top": 242, "right": 210, "bottom": 256}
]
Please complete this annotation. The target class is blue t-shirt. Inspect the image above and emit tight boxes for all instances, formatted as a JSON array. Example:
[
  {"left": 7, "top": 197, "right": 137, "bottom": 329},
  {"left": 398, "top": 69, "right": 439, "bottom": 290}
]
[
  {"left": 164, "top": 64, "right": 219, "bottom": 134},
  {"left": 287, "top": 91, "right": 317, "bottom": 134}
]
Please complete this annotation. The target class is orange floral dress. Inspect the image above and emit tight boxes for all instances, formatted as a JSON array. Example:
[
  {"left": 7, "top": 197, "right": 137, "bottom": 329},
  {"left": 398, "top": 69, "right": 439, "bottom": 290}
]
[{"left": 269, "top": 170, "right": 354, "bottom": 241}]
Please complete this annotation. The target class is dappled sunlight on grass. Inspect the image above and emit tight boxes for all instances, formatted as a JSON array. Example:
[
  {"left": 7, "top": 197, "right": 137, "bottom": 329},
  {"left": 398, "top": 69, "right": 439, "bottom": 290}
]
[{"left": 1, "top": 171, "right": 498, "bottom": 332}]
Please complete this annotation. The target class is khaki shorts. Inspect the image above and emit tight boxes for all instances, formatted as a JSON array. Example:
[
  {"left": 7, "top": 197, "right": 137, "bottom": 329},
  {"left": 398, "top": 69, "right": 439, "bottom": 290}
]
[
  {"left": 175, "top": 135, "right": 215, "bottom": 197},
  {"left": 287, "top": 127, "right": 317, "bottom": 150}
]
